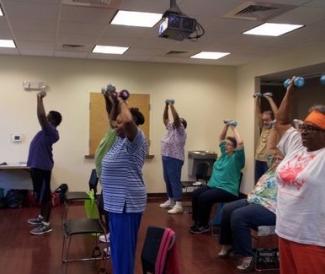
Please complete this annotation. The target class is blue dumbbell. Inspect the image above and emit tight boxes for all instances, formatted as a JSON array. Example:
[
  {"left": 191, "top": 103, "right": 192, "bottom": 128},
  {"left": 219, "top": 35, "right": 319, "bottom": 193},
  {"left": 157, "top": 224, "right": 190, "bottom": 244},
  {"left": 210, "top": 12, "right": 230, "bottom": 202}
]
[
  {"left": 283, "top": 77, "right": 305, "bottom": 88},
  {"left": 295, "top": 77, "right": 305, "bottom": 87},
  {"left": 320, "top": 74, "right": 325, "bottom": 85}
]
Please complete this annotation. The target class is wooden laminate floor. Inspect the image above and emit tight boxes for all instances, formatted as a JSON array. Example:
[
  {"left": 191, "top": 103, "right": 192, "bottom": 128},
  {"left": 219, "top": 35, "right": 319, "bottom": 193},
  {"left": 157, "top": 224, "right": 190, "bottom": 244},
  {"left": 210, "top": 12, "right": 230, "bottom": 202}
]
[{"left": 0, "top": 202, "right": 278, "bottom": 274}]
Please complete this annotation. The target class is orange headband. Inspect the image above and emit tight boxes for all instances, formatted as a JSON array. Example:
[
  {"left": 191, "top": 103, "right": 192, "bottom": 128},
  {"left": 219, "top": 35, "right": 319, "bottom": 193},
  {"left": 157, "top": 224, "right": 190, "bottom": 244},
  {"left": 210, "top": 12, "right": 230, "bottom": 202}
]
[{"left": 304, "top": 111, "right": 325, "bottom": 130}]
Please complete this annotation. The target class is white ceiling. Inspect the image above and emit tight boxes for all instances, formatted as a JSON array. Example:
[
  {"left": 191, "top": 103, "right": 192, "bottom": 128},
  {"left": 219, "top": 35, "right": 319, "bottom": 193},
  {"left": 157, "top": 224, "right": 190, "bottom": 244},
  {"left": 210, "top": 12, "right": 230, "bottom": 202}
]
[{"left": 0, "top": 0, "right": 325, "bottom": 66}]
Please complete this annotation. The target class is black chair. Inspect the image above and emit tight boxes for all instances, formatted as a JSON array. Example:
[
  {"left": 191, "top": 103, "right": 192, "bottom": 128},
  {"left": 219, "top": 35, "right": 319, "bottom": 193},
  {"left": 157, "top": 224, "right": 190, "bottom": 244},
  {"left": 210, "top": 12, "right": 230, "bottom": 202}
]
[
  {"left": 61, "top": 193, "right": 109, "bottom": 273},
  {"left": 141, "top": 226, "right": 176, "bottom": 274},
  {"left": 182, "top": 161, "right": 211, "bottom": 193},
  {"left": 63, "top": 169, "right": 98, "bottom": 219},
  {"left": 195, "top": 162, "right": 210, "bottom": 183}
]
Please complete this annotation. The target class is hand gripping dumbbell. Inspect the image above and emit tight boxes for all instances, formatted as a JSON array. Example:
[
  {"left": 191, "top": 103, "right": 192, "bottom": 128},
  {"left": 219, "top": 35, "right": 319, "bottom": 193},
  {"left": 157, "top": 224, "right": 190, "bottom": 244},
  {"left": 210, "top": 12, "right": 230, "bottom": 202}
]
[
  {"left": 253, "top": 92, "right": 263, "bottom": 98},
  {"left": 263, "top": 92, "right": 273, "bottom": 97},
  {"left": 224, "top": 119, "right": 238, "bottom": 127},
  {"left": 101, "top": 84, "right": 117, "bottom": 96},
  {"left": 118, "top": 89, "right": 130, "bottom": 101},
  {"left": 165, "top": 99, "right": 175, "bottom": 105},
  {"left": 283, "top": 76, "right": 305, "bottom": 88}
]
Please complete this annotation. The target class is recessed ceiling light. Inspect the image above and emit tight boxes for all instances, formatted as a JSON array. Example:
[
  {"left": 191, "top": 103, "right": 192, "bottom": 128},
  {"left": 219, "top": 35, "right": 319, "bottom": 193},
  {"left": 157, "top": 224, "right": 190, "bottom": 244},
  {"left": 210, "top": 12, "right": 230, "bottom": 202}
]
[
  {"left": 191, "top": 51, "right": 230, "bottom": 60},
  {"left": 0, "top": 39, "right": 16, "bottom": 48},
  {"left": 0, "top": 6, "right": 3, "bottom": 16},
  {"left": 243, "top": 23, "right": 304, "bottom": 37},
  {"left": 92, "top": 45, "right": 128, "bottom": 55},
  {"left": 111, "top": 10, "right": 162, "bottom": 27}
]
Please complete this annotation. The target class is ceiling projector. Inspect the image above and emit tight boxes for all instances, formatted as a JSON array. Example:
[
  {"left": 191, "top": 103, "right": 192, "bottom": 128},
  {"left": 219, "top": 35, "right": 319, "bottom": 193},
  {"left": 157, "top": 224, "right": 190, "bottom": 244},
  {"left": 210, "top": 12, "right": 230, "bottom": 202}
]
[{"left": 159, "top": 0, "right": 205, "bottom": 41}]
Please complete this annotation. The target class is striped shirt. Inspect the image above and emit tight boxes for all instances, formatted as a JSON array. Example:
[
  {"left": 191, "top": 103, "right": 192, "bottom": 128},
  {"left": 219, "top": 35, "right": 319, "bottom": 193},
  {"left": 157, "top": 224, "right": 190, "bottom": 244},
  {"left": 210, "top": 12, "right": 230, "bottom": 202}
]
[{"left": 101, "top": 130, "right": 147, "bottom": 213}]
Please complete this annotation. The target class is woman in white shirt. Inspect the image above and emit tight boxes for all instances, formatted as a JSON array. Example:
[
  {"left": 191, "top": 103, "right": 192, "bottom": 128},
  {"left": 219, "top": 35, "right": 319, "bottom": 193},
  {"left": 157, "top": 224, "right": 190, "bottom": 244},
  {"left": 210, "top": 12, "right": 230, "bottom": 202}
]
[{"left": 274, "top": 77, "right": 325, "bottom": 274}]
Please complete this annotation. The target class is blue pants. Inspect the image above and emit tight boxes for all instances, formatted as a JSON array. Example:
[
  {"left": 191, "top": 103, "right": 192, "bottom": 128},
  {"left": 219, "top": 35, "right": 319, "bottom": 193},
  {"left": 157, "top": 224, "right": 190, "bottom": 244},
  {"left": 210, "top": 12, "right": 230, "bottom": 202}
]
[
  {"left": 162, "top": 156, "right": 183, "bottom": 201},
  {"left": 108, "top": 212, "right": 142, "bottom": 274},
  {"left": 219, "top": 199, "right": 276, "bottom": 256},
  {"left": 255, "top": 160, "right": 268, "bottom": 183}
]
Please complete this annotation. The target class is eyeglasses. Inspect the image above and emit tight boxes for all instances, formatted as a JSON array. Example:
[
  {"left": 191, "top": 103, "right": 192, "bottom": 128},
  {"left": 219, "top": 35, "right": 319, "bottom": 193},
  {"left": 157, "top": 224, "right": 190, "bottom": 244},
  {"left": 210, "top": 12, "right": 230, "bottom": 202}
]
[
  {"left": 225, "top": 142, "right": 234, "bottom": 147},
  {"left": 300, "top": 124, "right": 324, "bottom": 132}
]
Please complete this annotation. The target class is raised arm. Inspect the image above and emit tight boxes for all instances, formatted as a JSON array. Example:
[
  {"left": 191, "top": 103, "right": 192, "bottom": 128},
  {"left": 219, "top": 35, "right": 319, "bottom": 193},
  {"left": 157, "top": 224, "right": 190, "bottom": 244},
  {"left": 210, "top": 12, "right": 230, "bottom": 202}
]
[
  {"left": 163, "top": 102, "right": 169, "bottom": 126},
  {"left": 117, "top": 99, "right": 138, "bottom": 141},
  {"left": 263, "top": 94, "right": 278, "bottom": 116},
  {"left": 170, "top": 103, "right": 181, "bottom": 128},
  {"left": 229, "top": 126, "right": 244, "bottom": 149},
  {"left": 275, "top": 78, "right": 295, "bottom": 139},
  {"left": 37, "top": 91, "right": 49, "bottom": 129},
  {"left": 255, "top": 96, "right": 263, "bottom": 129},
  {"left": 103, "top": 92, "right": 119, "bottom": 128},
  {"left": 219, "top": 124, "right": 229, "bottom": 142}
]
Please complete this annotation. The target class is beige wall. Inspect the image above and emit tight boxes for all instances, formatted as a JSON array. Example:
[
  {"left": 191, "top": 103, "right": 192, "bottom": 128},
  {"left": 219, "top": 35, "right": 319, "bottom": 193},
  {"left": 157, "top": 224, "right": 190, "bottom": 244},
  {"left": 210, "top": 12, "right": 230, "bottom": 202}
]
[
  {"left": 236, "top": 41, "right": 325, "bottom": 194},
  {"left": 0, "top": 55, "right": 237, "bottom": 193}
]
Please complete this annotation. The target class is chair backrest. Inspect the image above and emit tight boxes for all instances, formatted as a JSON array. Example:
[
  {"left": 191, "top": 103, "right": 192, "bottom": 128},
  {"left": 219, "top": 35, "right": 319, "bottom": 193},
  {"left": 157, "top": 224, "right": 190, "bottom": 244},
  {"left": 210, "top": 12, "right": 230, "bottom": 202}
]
[
  {"left": 141, "top": 226, "right": 176, "bottom": 274},
  {"left": 195, "top": 162, "right": 210, "bottom": 182},
  {"left": 88, "top": 169, "right": 99, "bottom": 194}
]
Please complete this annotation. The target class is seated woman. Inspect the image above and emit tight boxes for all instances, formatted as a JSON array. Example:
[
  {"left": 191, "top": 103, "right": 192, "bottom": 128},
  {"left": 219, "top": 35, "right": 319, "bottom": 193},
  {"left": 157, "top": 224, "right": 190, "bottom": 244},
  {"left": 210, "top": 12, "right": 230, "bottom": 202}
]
[
  {"left": 190, "top": 121, "right": 245, "bottom": 234},
  {"left": 218, "top": 126, "right": 281, "bottom": 272}
]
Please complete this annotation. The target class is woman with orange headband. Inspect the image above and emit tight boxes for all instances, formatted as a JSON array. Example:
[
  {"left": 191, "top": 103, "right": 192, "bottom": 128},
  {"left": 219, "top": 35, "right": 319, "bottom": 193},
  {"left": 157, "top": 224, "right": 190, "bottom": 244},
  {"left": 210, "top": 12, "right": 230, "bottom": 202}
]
[{"left": 274, "top": 77, "right": 325, "bottom": 274}]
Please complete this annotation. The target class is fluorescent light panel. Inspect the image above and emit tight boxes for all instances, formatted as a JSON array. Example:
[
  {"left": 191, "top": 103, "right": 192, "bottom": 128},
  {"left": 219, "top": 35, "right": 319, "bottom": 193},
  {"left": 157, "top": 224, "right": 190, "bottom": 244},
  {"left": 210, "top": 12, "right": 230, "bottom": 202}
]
[
  {"left": 92, "top": 45, "right": 128, "bottom": 55},
  {"left": 0, "top": 6, "right": 3, "bottom": 16},
  {"left": 243, "top": 23, "right": 304, "bottom": 37},
  {"left": 0, "top": 39, "right": 15, "bottom": 48},
  {"left": 191, "top": 51, "right": 230, "bottom": 60},
  {"left": 111, "top": 10, "right": 162, "bottom": 27}
]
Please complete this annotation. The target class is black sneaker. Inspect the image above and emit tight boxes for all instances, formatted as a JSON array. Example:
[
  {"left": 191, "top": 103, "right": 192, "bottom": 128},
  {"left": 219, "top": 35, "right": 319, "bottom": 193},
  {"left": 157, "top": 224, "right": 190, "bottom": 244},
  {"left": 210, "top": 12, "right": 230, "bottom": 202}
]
[
  {"left": 30, "top": 224, "right": 52, "bottom": 235},
  {"left": 190, "top": 225, "right": 210, "bottom": 234},
  {"left": 27, "top": 216, "right": 44, "bottom": 225}
]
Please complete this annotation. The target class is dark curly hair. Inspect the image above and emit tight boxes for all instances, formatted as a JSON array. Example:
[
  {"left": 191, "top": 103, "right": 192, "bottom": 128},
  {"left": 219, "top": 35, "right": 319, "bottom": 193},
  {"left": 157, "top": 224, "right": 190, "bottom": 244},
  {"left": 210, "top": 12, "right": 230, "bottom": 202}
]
[
  {"left": 48, "top": 111, "right": 62, "bottom": 126},
  {"left": 130, "top": 107, "right": 145, "bottom": 126}
]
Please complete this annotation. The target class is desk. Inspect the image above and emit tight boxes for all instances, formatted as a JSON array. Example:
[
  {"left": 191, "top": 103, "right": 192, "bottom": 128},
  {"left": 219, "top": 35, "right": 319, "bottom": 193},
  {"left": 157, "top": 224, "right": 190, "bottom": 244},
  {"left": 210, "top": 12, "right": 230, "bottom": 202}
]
[{"left": 0, "top": 164, "right": 32, "bottom": 191}]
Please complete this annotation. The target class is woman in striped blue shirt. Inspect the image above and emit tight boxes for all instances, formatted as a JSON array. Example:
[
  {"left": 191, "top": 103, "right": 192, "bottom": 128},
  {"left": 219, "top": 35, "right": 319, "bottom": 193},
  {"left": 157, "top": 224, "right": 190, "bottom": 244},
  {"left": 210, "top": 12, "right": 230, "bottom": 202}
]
[{"left": 101, "top": 96, "right": 146, "bottom": 274}]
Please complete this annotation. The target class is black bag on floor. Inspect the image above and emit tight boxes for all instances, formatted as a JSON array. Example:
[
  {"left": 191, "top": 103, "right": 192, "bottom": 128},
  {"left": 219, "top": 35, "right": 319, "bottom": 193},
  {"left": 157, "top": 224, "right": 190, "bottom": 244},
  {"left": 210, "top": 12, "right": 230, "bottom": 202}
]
[
  {"left": 5, "top": 190, "right": 27, "bottom": 208},
  {"left": 54, "top": 184, "right": 68, "bottom": 203}
]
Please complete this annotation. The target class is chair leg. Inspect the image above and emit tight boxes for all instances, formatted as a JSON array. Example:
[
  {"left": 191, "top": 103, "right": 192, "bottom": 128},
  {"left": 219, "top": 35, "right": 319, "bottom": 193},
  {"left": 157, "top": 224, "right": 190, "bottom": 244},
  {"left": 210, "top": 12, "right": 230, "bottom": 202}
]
[{"left": 61, "top": 236, "right": 66, "bottom": 263}]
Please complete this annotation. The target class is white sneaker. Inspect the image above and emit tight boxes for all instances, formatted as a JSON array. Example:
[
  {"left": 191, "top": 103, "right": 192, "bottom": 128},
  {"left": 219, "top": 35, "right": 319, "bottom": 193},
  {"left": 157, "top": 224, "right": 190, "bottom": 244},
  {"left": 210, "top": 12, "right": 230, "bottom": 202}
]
[
  {"left": 99, "top": 233, "right": 110, "bottom": 243},
  {"left": 168, "top": 204, "right": 183, "bottom": 214},
  {"left": 159, "top": 200, "right": 175, "bottom": 209},
  {"left": 103, "top": 247, "right": 111, "bottom": 258},
  {"left": 218, "top": 245, "right": 232, "bottom": 257},
  {"left": 237, "top": 256, "right": 254, "bottom": 272}
]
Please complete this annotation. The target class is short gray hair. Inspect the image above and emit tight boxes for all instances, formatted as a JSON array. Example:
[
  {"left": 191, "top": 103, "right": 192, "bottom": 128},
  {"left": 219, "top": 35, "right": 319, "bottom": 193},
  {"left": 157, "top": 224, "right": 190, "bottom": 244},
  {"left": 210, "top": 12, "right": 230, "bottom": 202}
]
[{"left": 308, "top": 105, "right": 325, "bottom": 114}]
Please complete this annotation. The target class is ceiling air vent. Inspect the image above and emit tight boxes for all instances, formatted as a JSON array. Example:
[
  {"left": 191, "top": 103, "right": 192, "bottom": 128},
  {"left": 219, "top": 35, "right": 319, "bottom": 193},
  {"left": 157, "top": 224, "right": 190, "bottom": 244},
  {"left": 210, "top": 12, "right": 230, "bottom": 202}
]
[
  {"left": 165, "top": 50, "right": 188, "bottom": 56},
  {"left": 62, "top": 0, "right": 120, "bottom": 8},
  {"left": 224, "top": 1, "right": 295, "bottom": 21},
  {"left": 62, "top": 44, "right": 84, "bottom": 49}
]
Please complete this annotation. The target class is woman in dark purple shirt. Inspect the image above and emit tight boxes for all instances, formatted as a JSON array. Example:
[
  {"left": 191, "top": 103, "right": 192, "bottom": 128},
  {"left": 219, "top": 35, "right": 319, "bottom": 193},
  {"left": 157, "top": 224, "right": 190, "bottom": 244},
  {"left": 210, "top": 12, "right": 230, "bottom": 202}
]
[{"left": 27, "top": 91, "right": 62, "bottom": 235}]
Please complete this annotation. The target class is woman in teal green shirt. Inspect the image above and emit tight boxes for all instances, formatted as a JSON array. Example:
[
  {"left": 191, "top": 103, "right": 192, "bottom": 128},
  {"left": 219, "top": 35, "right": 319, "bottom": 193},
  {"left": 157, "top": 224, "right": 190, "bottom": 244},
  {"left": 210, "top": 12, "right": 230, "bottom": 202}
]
[{"left": 190, "top": 122, "right": 245, "bottom": 234}]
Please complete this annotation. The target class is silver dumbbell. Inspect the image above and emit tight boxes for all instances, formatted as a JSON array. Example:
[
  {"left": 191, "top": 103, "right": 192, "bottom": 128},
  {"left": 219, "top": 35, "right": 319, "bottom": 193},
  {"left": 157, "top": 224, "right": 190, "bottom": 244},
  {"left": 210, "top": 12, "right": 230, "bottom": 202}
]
[{"left": 224, "top": 120, "right": 238, "bottom": 127}]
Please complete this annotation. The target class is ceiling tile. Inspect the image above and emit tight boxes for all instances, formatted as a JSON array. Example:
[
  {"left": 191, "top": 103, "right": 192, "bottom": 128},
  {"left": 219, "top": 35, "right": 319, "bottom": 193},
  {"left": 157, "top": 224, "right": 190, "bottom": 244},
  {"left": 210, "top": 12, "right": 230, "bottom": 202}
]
[{"left": 60, "top": 5, "right": 115, "bottom": 24}]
